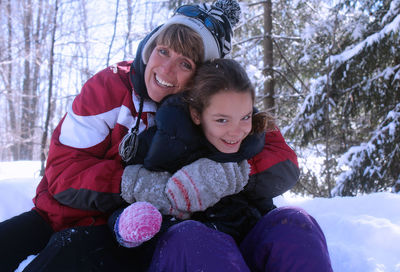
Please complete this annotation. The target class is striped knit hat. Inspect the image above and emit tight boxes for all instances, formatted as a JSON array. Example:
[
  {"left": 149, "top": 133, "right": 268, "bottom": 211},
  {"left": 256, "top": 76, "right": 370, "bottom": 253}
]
[{"left": 142, "top": 0, "right": 241, "bottom": 64}]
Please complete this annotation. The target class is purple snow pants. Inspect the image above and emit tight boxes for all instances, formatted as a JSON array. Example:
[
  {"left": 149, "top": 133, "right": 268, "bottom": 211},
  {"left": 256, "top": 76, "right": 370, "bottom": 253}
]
[{"left": 149, "top": 206, "right": 333, "bottom": 272}]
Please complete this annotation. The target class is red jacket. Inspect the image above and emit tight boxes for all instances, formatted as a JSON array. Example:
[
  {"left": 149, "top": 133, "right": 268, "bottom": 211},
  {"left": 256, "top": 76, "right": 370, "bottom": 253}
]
[
  {"left": 34, "top": 61, "right": 157, "bottom": 231},
  {"left": 33, "top": 61, "right": 299, "bottom": 232}
]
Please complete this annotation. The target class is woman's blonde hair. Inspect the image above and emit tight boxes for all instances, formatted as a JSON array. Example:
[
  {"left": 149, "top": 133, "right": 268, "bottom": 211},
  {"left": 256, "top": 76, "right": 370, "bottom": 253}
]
[{"left": 146, "top": 24, "right": 204, "bottom": 66}]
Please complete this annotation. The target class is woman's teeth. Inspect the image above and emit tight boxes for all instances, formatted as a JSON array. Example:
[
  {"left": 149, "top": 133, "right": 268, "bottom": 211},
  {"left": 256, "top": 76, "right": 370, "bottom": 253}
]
[{"left": 155, "top": 75, "right": 174, "bottom": 87}]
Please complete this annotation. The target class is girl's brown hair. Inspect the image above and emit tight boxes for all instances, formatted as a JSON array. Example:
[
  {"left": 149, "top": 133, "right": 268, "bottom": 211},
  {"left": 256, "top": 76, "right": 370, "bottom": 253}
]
[
  {"left": 184, "top": 58, "right": 275, "bottom": 133},
  {"left": 146, "top": 24, "right": 204, "bottom": 66}
]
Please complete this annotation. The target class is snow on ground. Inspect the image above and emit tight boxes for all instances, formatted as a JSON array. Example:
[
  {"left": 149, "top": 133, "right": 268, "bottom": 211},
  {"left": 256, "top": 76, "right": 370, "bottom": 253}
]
[{"left": 1, "top": 161, "right": 399, "bottom": 272}]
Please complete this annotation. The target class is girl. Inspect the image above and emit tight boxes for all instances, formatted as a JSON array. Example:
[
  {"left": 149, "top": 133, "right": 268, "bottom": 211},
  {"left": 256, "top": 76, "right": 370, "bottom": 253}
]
[
  {"left": 110, "top": 58, "right": 276, "bottom": 248},
  {"left": 113, "top": 58, "right": 332, "bottom": 272}
]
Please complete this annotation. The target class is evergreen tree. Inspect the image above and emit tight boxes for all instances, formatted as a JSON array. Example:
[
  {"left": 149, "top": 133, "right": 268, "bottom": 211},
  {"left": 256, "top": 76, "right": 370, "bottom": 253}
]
[
  {"left": 332, "top": 0, "right": 400, "bottom": 195},
  {"left": 285, "top": 0, "right": 400, "bottom": 196}
]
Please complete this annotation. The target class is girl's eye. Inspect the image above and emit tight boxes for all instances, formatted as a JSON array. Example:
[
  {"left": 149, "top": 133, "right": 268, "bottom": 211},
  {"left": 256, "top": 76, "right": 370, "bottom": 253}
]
[
  {"left": 242, "top": 115, "right": 251, "bottom": 121},
  {"left": 181, "top": 61, "right": 193, "bottom": 71}
]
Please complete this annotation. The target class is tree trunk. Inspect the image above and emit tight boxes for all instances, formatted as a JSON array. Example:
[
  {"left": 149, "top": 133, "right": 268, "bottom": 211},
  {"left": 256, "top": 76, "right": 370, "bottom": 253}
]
[
  {"left": 263, "top": 0, "right": 275, "bottom": 113},
  {"left": 6, "top": 0, "right": 18, "bottom": 160},
  {"left": 106, "top": 0, "right": 120, "bottom": 67},
  {"left": 30, "top": 0, "right": 44, "bottom": 158},
  {"left": 20, "top": 0, "right": 33, "bottom": 160},
  {"left": 124, "top": 0, "right": 134, "bottom": 59},
  {"left": 40, "top": 0, "right": 59, "bottom": 176},
  {"left": 324, "top": 14, "right": 340, "bottom": 198}
]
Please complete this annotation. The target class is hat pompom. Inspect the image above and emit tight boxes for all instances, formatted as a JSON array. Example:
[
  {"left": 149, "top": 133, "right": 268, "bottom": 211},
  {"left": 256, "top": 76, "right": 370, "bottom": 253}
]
[{"left": 215, "top": 0, "right": 241, "bottom": 27}]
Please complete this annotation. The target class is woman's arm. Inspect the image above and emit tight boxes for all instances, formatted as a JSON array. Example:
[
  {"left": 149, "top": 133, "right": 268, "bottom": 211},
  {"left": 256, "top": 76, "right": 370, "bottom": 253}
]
[
  {"left": 244, "top": 128, "right": 300, "bottom": 214},
  {"left": 40, "top": 62, "right": 150, "bottom": 213}
]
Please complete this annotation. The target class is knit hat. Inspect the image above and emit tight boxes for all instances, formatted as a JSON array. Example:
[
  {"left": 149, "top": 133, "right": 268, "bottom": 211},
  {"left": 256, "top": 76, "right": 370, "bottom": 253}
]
[{"left": 142, "top": 0, "right": 241, "bottom": 64}]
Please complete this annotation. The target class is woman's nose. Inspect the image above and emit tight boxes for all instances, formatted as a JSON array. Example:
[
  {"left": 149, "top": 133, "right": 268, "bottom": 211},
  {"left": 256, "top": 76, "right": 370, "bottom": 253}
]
[{"left": 161, "top": 59, "right": 176, "bottom": 75}]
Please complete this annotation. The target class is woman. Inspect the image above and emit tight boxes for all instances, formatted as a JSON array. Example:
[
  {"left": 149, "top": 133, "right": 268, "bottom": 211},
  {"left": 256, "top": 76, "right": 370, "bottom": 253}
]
[{"left": 0, "top": 1, "right": 241, "bottom": 271}]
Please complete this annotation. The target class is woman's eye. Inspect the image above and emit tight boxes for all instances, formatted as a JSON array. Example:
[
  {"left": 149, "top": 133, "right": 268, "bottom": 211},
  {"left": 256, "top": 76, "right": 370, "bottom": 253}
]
[
  {"left": 158, "top": 48, "right": 168, "bottom": 56},
  {"left": 242, "top": 115, "right": 251, "bottom": 121}
]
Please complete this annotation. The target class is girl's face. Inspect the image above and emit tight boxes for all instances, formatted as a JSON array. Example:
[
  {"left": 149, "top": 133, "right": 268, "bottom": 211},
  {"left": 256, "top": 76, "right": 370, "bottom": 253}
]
[
  {"left": 190, "top": 91, "right": 253, "bottom": 154},
  {"left": 145, "top": 45, "right": 196, "bottom": 102}
]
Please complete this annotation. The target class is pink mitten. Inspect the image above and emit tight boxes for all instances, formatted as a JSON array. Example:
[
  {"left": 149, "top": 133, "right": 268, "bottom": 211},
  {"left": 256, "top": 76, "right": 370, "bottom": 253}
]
[{"left": 115, "top": 202, "right": 162, "bottom": 248}]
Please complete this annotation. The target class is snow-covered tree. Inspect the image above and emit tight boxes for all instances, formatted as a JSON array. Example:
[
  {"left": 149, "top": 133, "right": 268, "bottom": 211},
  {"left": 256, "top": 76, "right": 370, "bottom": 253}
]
[
  {"left": 332, "top": 0, "right": 400, "bottom": 195},
  {"left": 285, "top": 0, "right": 400, "bottom": 196}
]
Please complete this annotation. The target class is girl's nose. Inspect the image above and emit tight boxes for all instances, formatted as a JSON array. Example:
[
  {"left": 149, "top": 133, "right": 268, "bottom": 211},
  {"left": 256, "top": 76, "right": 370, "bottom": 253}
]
[{"left": 228, "top": 124, "right": 243, "bottom": 137}]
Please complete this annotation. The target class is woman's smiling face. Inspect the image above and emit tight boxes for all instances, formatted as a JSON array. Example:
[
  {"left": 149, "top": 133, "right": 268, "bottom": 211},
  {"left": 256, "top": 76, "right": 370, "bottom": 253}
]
[
  {"left": 190, "top": 90, "right": 253, "bottom": 154},
  {"left": 144, "top": 45, "right": 196, "bottom": 102}
]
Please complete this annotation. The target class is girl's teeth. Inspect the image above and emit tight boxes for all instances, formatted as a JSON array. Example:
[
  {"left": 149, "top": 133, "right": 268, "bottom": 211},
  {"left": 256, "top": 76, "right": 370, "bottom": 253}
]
[
  {"left": 155, "top": 75, "right": 173, "bottom": 87},
  {"left": 224, "top": 140, "right": 238, "bottom": 144}
]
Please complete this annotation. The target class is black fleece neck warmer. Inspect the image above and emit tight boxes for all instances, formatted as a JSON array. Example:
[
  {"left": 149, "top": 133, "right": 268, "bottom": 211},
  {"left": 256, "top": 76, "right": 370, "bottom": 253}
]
[{"left": 130, "top": 26, "right": 162, "bottom": 100}]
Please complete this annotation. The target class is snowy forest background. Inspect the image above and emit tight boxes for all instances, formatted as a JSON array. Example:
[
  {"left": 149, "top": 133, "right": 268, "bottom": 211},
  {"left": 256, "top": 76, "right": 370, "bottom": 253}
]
[{"left": 0, "top": 0, "right": 399, "bottom": 198}]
